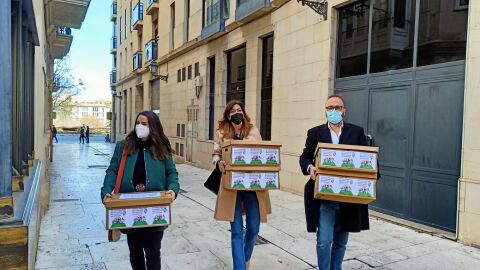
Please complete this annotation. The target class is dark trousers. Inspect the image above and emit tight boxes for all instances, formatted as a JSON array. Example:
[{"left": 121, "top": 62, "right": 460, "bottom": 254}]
[
  {"left": 53, "top": 135, "right": 58, "bottom": 143},
  {"left": 126, "top": 230, "right": 164, "bottom": 270},
  {"left": 79, "top": 135, "right": 85, "bottom": 143}
]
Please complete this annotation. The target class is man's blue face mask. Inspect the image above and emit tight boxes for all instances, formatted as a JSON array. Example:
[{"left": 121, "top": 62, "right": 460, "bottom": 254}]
[{"left": 326, "top": 109, "right": 343, "bottom": 125}]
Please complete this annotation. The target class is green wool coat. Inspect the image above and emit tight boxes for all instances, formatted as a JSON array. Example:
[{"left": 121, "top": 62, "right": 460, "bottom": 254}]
[{"left": 101, "top": 141, "right": 180, "bottom": 233}]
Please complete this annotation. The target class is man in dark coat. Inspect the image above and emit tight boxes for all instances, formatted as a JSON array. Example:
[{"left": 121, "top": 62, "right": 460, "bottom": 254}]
[
  {"left": 79, "top": 126, "right": 85, "bottom": 144},
  {"left": 299, "top": 94, "right": 370, "bottom": 270}
]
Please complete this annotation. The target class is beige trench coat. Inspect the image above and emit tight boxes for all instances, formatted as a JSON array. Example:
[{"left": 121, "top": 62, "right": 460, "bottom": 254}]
[{"left": 213, "top": 127, "right": 272, "bottom": 223}]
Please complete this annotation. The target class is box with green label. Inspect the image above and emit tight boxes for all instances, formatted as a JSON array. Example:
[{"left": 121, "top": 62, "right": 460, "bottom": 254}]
[
  {"left": 314, "top": 143, "right": 379, "bottom": 203},
  {"left": 222, "top": 140, "right": 282, "bottom": 170},
  {"left": 222, "top": 171, "right": 280, "bottom": 190},
  {"left": 104, "top": 191, "right": 173, "bottom": 230},
  {"left": 314, "top": 174, "right": 376, "bottom": 204},
  {"left": 221, "top": 140, "right": 282, "bottom": 191}
]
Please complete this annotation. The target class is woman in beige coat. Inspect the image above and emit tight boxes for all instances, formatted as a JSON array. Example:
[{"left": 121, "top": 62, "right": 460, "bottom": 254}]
[{"left": 213, "top": 100, "right": 272, "bottom": 270}]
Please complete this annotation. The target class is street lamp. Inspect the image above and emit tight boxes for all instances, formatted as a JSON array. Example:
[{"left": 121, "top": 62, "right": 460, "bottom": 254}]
[{"left": 149, "top": 60, "right": 168, "bottom": 82}]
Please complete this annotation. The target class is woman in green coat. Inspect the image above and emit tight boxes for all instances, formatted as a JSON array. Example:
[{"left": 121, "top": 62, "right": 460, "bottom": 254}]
[{"left": 101, "top": 111, "right": 180, "bottom": 270}]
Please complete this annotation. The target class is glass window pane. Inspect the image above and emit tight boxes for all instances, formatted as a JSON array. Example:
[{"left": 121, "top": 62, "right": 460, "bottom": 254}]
[
  {"left": 417, "top": 0, "right": 468, "bottom": 66},
  {"left": 370, "top": 0, "right": 416, "bottom": 73},
  {"left": 227, "top": 46, "right": 246, "bottom": 103},
  {"left": 336, "top": 0, "right": 370, "bottom": 78}
]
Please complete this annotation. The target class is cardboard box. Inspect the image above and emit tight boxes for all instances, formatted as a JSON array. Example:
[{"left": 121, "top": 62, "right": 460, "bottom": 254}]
[
  {"left": 104, "top": 191, "right": 173, "bottom": 230},
  {"left": 315, "top": 143, "right": 379, "bottom": 177},
  {"left": 314, "top": 174, "right": 376, "bottom": 204},
  {"left": 222, "top": 140, "right": 282, "bottom": 170},
  {"left": 221, "top": 140, "right": 283, "bottom": 191},
  {"left": 222, "top": 171, "right": 280, "bottom": 190},
  {"left": 314, "top": 143, "right": 379, "bottom": 203}
]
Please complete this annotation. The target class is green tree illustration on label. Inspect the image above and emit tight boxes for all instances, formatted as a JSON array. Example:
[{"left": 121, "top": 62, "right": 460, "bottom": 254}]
[
  {"left": 322, "top": 157, "right": 336, "bottom": 166},
  {"left": 265, "top": 151, "right": 278, "bottom": 165},
  {"left": 265, "top": 179, "right": 277, "bottom": 189},
  {"left": 339, "top": 185, "right": 353, "bottom": 195},
  {"left": 133, "top": 215, "right": 148, "bottom": 226},
  {"left": 359, "top": 160, "right": 374, "bottom": 170},
  {"left": 341, "top": 158, "right": 355, "bottom": 168},
  {"left": 320, "top": 183, "right": 334, "bottom": 193},
  {"left": 250, "top": 154, "right": 263, "bottom": 165},
  {"left": 357, "top": 187, "right": 371, "bottom": 197},
  {"left": 111, "top": 216, "right": 127, "bottom": 228},
  {"left": 249, "top": 179, "right": 262, "bottom": 189},
  {"left": 233, "top": 179, "right": 246, "bottom": 189},
  {"left": 234, "top": 154, "right": 246, "bottom": 164},
  {"left": 153, "top": 213, "right": 168, "bottom": 225}
]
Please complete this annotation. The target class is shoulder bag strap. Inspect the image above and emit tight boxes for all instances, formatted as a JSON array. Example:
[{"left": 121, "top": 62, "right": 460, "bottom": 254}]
[{"left": 113, "top": 150, "right": 127, "bottom": 194}]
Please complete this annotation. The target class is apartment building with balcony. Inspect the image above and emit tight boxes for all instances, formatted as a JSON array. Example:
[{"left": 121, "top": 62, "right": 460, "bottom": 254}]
[
  {"left": 0, "top": 0, "right": 90, "bottom": 268},
  {"left": 109, "top": 0, "right": 480, "bottom": 246}
]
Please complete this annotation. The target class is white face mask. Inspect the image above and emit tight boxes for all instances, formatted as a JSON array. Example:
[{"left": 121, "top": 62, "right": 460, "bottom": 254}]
[{"left": 135, "top": 124, "right": 150, "bottom": 139}]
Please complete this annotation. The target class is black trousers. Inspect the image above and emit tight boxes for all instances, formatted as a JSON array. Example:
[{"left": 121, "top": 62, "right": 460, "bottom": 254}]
[{"left": 126, "top": 230, "right": 164, "bottom": 270}]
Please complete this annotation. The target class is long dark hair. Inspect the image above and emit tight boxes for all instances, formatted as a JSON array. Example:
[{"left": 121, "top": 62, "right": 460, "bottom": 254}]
[
  {"left": 124, "top": 111, "right": 174, "bottom": 160},
  {"left": 217, "top": 100, "right": 253, "bottom": 139}
]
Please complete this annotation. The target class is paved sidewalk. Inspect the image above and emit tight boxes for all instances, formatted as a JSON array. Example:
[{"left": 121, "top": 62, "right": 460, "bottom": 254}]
[{"left": 36, "top": 142, "right": 480, "bottom": 269}]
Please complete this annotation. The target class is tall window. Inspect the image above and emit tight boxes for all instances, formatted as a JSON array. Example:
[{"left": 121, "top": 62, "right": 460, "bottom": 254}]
[
  {"left": 336, "top": 0, "right": 369, "bottom": 77},
  {"left": 184, "top": 0, "right": 190, "bottom": 43},
  {"left": 336, "top": 0, "right": 468, "bottom": 78},
  {"left": 227, "top": 46, "right": 246, "bottom": 103},
  {"left": 417, "top": 0, "right": 468, "bottom": 66},
  {"left": 203, "top": 0, "right": 229, "bottom": 27},
  {"left": 170, "top": 3, "right": 175, "bottom": 50},
  {"left": 261, "top": 35, "right": 274, "bottom": 140},
  {"left": 370, "top": 0, "right": 415, "bottom": 73},
  {"left": 208, "top": 57, "right": 216, "bottom": 140}
]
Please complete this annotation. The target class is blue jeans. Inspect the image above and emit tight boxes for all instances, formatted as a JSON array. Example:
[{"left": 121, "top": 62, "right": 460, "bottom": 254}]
[
  {"left": 230, "top": 191, "right": 260, "bottom": 270},
  {"left": 316, "top": 201, "right": 349, "bottom": 270}
]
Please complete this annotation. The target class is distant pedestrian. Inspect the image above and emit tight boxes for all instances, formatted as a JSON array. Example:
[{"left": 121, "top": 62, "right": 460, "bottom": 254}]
[
  {"left": 79, "top": 126, "right": 85, "bottom": 144},
  {"left": 105, "top": 133, "right": 111, "bottom": 143},
  {"left": 52, "top": 125, "right": 58, "bottom": 143},
  {"left": 86, "top": 126, "right": 90, "bottom": 143}
]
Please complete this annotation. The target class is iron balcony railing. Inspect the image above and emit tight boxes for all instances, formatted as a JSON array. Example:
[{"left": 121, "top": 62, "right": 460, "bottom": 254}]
[
  {"left": 111, "top": 1, "right": 117, "bottom": 17},
  {"left": 146, "top": 0, "right": 158, "bottom": 10},
  {"left": 131, "top": 2, "right": 144, "bottom": 27},
  {"left": 145, "top": 39, "right": 158, "bottom": 62},
  {"left": 111, "top": 36, "right": 117, "bottom": 50},
  {"left": 133, "top": 52, "right": 142, "bottom": 70},
  {"left": 110, "top": 70, "right": 117, "bottom": 85}
]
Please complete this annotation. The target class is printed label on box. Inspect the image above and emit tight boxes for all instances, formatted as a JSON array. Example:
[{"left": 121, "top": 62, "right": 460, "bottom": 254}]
[
  {"left": 318, "top": 175, "right": 374, "bottom": 198},
  {"left": 247, "top": 173, "right": 263, "bottom": 189},
  {"left": 321, "top": 149, "right": 338, "bottom": 167},
  {"left": 231, "top": 147, "right": 280, "bottom": 165},
  {"left": 340, "top": 152, "right": 356, "bottom": 169},
  {"left": 231, "top": 172, "right": 247, "bottom": 189},
  {"left": 358, "top": 152, "right": 377, "bottom": 170},
  {"left": 232, "top": 148, "right": 248, "bottom": 164},
  {"left": 249, "top": 149, "right": 263, "bottom": 165},
  {"left": 119, "top": 192, "right": 161, "bottom": 199},
  {"left": 108, "top": 205, "right": 170, "bottom": 229},
  {"left": 263, "top": 173, "right": 279, "bottom": 189},
  {"left": 264, "top": 149, "right": 280, "bottom": 165},
  {"left": 320, "top": 149, "right": 377, "bottom": 171},
  {"left": 355, "top": 179, "right": 374, "bottom": 198},
  {"left": 230, "top": 172, "right": 279, "bottom": 189}
]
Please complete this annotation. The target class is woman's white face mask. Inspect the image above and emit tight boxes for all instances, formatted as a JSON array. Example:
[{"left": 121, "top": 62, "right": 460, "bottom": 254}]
[{"left": 135, "top": 124, "right": 150, "bottom": 139}]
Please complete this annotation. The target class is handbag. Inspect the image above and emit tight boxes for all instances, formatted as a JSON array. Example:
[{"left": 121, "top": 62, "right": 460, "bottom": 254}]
[
  {"left": 108, "top": 150, "right": 127, "bottom": 242},
  {"left": 204, "top": 163, "right": 222, "bottom": 194}
]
